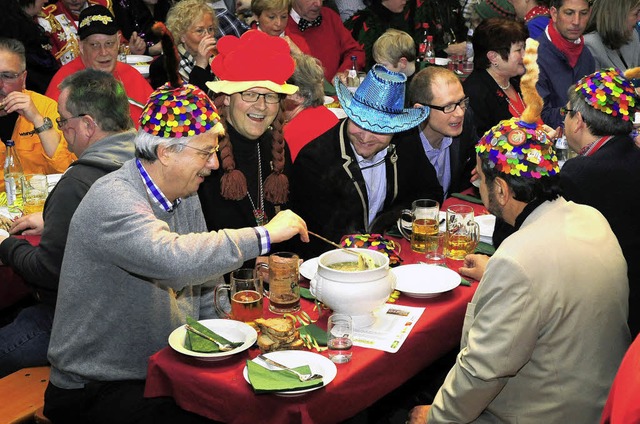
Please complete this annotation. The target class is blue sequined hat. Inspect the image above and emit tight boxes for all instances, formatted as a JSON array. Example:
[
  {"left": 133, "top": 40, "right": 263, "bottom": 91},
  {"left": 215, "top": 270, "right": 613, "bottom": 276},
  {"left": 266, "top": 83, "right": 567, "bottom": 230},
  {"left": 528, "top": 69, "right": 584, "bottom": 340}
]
[{"left": 334, "top": 65, "right": 430, "bottom": 134}]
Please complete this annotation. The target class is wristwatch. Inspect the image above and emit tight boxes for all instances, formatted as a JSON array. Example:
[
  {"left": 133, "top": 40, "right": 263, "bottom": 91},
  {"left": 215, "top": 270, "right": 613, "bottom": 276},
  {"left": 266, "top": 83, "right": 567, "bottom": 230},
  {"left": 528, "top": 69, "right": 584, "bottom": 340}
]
[{"left": 33, "top": 117, "right": 53, "bottom": 134}]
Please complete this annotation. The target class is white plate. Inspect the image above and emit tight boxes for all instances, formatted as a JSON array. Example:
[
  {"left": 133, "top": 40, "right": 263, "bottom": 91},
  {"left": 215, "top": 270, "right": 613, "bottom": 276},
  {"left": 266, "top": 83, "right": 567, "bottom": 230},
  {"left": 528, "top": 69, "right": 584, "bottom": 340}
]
[
  {"left": 0, "top": 229, "right": 8, "bottom": 237},
  {"left": 324, "top": 96, "right": 335, "bottom": 105},
  {"left": 243, "top": 350, "right": 337, "bottom": 396},
  {"left": 46, "top": 173, "right": 63, "bottom": 193},
  {"left": 328, "top": 108, "right": 347, "bottom": 119},
  {"left": 299, "top": 257, "right": 319, "bottom": 280},
  {"left": 133, "top": 64, "right": 150, "bottom": 78},
  {"left": 392, "top": 264, "right": 461, "bottom": 298},
  {"left": 168, "top": 319, "right": 257, "bottom": 361},
  {"left": 126, "top": 54, "right": 153, "bottom": 64}
]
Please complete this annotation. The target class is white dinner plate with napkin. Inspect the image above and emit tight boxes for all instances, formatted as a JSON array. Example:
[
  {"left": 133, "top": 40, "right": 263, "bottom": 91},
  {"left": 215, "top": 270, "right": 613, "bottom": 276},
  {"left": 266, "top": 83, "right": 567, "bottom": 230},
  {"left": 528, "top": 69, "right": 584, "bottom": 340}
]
[
  {"left": 243, "top": 350, "right": 337, "bottom": 396},
  {"left": 392, "top": 263, "right": 461, "bottom": 298},
  {"left": 168, "top": 319, "right": 257, "bottom": 361}
]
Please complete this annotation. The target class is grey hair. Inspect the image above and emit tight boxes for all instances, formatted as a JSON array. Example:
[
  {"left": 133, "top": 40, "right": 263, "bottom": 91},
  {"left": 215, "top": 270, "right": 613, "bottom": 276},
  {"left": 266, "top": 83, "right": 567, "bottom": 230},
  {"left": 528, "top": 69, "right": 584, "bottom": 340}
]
[
  {"left": 0, "top": 37, "right": 26, "bottom": 71},
  {"left": 288, "top": 53, "right": 325, "bottom": 108},
  {"left": 567, "top": 85, "right": 634, "bottom": 136},
  {"left": 134, "top": 130, "right": 197, "bottom": 161}
]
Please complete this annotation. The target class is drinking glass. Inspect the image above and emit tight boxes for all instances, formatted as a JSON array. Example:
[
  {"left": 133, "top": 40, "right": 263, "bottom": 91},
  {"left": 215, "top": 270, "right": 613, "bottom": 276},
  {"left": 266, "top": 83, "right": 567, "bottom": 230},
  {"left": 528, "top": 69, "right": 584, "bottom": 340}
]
[
  {"left": 21, "top": 174, "right": 48, "bottom": 215},
  {"left": 213, "top": 268, "right": 263, "bottom": 322},
  {"left": 444, "top": 204, "right": 480, "bottom": 260},
  {"left": 327, "top": 314, "right": 353, "bottom": 363},
  {"left": 398, "top": 199, "right": 440, "bottom": 253},
  {"left": 256, "top": 252, "right": 300, "bottom": 313}
]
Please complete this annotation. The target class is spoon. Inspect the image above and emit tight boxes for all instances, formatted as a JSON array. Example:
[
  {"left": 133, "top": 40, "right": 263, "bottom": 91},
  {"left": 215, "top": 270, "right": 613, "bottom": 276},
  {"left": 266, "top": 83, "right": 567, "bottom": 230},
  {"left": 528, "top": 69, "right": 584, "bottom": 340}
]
[{"left": 307, "top": 231, "right": 376, "bottom": 270}]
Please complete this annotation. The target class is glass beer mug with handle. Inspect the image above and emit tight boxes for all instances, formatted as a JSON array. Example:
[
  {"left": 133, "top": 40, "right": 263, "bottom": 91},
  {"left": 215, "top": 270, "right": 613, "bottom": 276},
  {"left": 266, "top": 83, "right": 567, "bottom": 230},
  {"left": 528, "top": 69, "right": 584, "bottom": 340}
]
[
  {"left": 213, "top": 268, "right": 264, "bottom": 322},
  {"left": 444, "top": 204, "right": 480, "bottom": 260},
  {"left": 397, "top": 199, "right": 440, "bottom": 253},
  {"left": 255, "top": 252, "right": 301, "bottom": 314}
]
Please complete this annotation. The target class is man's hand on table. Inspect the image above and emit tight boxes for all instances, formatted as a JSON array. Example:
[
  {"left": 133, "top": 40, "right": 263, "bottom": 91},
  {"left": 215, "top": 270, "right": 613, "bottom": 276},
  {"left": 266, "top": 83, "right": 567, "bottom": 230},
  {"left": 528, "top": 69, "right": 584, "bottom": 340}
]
[
  {"left": 408, "top": 405, "right": 431, "bottom": 423},
  {"left": 10, "top": 212, "right": 44, "bottom": 236},
  {"left": 264, "top": 210, "right": 309, "bottom": 243},
  {"left": 458, "top": 253, "right": 490, "bottom": 281}
]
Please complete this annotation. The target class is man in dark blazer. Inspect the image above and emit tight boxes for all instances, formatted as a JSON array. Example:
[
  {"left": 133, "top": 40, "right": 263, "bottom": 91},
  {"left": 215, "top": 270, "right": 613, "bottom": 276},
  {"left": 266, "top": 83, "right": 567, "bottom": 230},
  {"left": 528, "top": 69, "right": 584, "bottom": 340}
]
[
  {"left": 398, "top": 66, "right": 478, "bottom": 198},
  {"left": 290, "top": 65, "right": 443, "bottom": 258},
  {"left": 560, "top": 68, "right": 640, "bottom": 338}
]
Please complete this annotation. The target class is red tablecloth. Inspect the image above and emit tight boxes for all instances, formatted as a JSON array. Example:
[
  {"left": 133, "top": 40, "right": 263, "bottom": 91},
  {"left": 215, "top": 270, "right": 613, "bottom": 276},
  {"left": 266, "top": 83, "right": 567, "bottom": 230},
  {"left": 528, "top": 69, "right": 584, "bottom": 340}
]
[
  {"left": 0, "top": 235, "right": 41, "bottom": 310},
  {"left": 144, "top": 196, "right": 489, "bottom": 423}
]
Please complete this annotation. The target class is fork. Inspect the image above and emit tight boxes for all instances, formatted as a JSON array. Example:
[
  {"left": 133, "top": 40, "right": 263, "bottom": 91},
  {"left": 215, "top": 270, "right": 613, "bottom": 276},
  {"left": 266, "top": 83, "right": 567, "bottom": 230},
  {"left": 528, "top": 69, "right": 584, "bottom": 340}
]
[
  {"left": 185, "top": 324, "right": 235, "bottom": 352},
  {"left": 257, "top": 354, "right": 323, "bottom": 382}
]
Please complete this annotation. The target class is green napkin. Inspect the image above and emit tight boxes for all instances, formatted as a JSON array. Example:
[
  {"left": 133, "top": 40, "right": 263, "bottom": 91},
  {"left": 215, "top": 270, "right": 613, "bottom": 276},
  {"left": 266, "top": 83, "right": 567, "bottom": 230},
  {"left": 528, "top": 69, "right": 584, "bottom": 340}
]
[
  {"left": 247, "top": 360, "right": 323, "bottom": 393},
  {"left": 300, "top": 287, "right": 315, "bottom": 300},
  {"left": 184, "top": 316, "right": 242, "bottom": 353},
  {"left": 450, "top": 192, "right": 484, "bottom": 205},
  {"left": 323, "top": 79, "right": 336, "bottom": 97},
  {"left": 474, "top": 241, "right": 496, "bottom": 256},
  {"left": 299, "top": 323, "right": 327, "bottom": 346}
]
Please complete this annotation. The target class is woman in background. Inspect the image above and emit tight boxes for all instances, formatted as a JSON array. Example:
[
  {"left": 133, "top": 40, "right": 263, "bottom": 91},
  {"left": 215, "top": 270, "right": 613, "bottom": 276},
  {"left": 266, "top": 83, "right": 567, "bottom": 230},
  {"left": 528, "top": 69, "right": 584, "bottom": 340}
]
[
  {"left": 463, "top": 18, "right": 529, "bottom": 138},
  {"left": 148, "top": 0, "right": 217, "bottom": 89},
  {"left": 250, "top": 0, "right": 310, "bottom": 55},
  {"left": 283, "top": 53, "right": 339, "bottom": 161},
  {"left": 584, "top": 0, "right": 640, "bottom": 71}
]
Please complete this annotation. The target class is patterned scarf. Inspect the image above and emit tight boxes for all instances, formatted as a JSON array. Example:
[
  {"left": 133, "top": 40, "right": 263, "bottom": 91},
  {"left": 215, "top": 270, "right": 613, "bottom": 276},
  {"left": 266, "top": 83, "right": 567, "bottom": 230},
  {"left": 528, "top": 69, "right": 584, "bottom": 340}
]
[
  {"left": 177, "top": 43, "right": 195, "bottom": 83},
  {"left": 547, "top": 22, "right": 584, "bottom": 68},
  {"left": 298, "top": 15, "right": 322, "bottom": 32}
]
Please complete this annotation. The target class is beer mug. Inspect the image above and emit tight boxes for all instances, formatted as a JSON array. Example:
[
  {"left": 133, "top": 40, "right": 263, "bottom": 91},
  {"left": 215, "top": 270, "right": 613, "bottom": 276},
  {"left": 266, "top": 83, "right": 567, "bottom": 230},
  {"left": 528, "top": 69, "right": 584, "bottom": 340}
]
[
  {"left": 444, "top": 204, "right": 480, "bottom": 260},
  {"left": 398, "top": 199, "right": 440, "bottom": 253},
  {"left": 22, "top": 174, "right": 48, "bottom": 215},
  {"left": 256, "top": 252, "right": 300, "bottom": 314},
  {"left": 213, "top": 268, "right": 263, "bottom": 322}
]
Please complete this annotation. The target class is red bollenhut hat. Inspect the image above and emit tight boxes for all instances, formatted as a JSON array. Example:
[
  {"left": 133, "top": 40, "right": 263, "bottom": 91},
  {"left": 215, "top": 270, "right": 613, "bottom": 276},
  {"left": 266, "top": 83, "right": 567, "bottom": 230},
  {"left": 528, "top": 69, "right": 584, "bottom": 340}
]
[{"left": 206, "top": 30, "right": 298, "bottom": 95}]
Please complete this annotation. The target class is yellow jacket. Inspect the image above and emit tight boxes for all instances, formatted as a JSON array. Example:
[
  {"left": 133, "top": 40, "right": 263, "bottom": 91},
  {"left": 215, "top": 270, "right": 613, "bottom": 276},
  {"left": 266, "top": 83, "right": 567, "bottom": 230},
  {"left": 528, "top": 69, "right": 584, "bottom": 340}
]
[{"left": 1, "top": 90, "right": 76, "bottom": 192}]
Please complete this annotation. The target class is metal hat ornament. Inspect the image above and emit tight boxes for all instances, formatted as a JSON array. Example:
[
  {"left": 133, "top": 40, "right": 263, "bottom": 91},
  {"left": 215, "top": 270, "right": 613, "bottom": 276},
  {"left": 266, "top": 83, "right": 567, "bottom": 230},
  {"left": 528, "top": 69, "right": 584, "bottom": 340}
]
[
  {"left": 573, "top": 67, "right": 639, "bottom": 121},
  {"left": 476, "top": 38, "right": 560, "bottom": 179},
  {"left": 139, "top": 23, "right": 221, "bottom": 138},
  {"left": 334, "top": 64, "right": 430, "bottom": 134}
]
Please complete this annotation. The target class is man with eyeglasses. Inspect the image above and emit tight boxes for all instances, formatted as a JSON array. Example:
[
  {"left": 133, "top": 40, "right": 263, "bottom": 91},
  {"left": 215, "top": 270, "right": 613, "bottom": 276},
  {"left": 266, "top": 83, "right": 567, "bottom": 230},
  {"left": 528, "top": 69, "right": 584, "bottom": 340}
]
[
  {"left": 45, "top": 5, "right": 153, "bottom": 127},
  {"left": 394, "top": 66, "right": 477, "bottom": 199},
  {"left": 43, "top": 79, "right": 308, "bottom": 422},
  {"left": 0, "top": 37, "right": 75, "bottom": 192},
  {"left": 559, "top": 68, "right": 640, "bottom": 338},
  {"left": 0, "top": 69, "right": 136, "bottom": 378},
  {"left": 290, "top": 64, "right": 443, "bottom": 258},
  {"left": 199, "top": 31, "right": 300, "bottom": 266}
]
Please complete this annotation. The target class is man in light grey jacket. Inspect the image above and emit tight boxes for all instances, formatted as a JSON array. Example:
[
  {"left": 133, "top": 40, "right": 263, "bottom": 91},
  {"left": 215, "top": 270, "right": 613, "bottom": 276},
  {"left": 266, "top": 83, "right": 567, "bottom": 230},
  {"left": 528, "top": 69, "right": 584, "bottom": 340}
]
[
  {"left": 409, "top": 116, "right": 630, "bottom": 423},
  {"left": 43, "top": 81, "right": 309, "bottom": 423}
]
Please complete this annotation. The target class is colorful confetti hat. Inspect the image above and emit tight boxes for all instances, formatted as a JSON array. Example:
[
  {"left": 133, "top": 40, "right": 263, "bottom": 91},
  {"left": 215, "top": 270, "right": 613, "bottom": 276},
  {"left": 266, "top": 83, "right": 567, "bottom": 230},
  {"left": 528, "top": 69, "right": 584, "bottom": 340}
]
[
  {"left": 139, "top": 83, "right": 220, "bottom": 138},
  {"left": 574, "top": 68, "right": 638, "bottom": 121}
]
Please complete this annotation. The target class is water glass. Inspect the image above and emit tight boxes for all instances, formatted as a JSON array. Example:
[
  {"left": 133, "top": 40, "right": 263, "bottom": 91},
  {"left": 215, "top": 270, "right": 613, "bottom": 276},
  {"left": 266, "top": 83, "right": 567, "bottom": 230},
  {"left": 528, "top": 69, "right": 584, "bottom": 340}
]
[{"left": 327, "top": 314, "right": 353, "bottom": 363}]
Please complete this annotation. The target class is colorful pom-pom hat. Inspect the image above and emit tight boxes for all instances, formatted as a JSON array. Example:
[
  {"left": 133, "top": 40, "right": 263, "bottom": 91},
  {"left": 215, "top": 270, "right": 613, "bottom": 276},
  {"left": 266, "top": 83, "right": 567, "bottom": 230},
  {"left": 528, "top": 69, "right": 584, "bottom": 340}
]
[
  {"left": 335, "top": 64, "right": 430, "bottom": 134},
  {"left": 573, "top": 67, "right": 638, "bottom": 122},
  {"left": 139, "top": 83, "right": 220, "bottom": 138},
  {"left": 206, "top": 30, "right": 298, "bottom": 95},
  {"left": 475, "top": 38, "right": 560, "bottom": 179}
]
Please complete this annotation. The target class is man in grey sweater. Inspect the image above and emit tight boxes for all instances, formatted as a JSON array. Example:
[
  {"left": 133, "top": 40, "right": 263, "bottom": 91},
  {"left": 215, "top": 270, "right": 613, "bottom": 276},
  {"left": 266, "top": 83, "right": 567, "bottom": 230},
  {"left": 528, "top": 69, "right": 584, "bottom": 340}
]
[
  {"left": 0, "top": 69, "right": 136, "bottom": 378},
  {"left": 43, "top": 81, "right": 308, "bottom": 423}
]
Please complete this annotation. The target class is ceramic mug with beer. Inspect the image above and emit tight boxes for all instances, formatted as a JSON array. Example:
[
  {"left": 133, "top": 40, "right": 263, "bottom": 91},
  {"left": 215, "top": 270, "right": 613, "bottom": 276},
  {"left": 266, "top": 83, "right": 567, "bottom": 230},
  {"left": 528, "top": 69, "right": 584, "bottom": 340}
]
[
  {"left": 213, "top": 268, "right": 263, "bottom": 322},
  {"left": 444, "top": 204, "right": 480, "bottom": 260},
  {"left": 398, "top": 199, "right": 440, "bottom": 253},
  {"left": 256, "top": 252, "right": 300, "bottom": 313}
]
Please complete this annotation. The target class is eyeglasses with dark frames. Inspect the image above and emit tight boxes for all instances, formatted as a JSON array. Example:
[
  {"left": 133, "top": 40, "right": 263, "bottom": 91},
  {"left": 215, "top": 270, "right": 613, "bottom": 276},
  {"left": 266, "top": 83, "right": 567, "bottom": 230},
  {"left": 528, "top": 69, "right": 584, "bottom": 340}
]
[
  {"left": 0, "top": 71, "right": 25, "bottom": 82},
  {"left": 181, "top": 143, "right": 220, "bottom": 161},
  {"left": 560, "top": 107, "right": 574, "bottom": 117},
  {"left": 239, "top": 91, "right": 282, "bottom": 104},
  {"left": 56, "top": 114, "right": 87, "bottom": 129},
  {"left": 423, "top": 97, "right": 470, "bottom": 114}
]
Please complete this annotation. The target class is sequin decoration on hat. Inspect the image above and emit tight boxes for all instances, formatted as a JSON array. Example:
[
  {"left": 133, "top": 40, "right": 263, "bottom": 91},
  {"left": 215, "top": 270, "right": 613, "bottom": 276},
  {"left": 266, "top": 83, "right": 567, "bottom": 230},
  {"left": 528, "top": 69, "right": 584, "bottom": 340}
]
[
  {"left": 574, "top": 68, "right": 638, "bottom": 121},
  {"left": 476, "top": 118, "right": 560, "bottom": 179},
  {"left": 139, "top": 83, "right": 220, "bottom": 138}
]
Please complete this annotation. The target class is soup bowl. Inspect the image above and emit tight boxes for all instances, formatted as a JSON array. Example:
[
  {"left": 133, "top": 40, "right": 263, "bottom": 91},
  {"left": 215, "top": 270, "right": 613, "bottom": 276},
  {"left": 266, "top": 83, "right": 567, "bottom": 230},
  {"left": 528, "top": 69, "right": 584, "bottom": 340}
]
[{"left": 310, "top": 248, "right": 396, "bottom": 328}]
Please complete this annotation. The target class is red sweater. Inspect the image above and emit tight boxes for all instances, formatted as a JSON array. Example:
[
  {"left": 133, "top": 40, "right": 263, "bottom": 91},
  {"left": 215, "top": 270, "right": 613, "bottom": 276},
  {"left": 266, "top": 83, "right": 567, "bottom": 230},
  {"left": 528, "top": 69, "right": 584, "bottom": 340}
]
[
  {"left": 46, "top": 58, "right": 153, "bottom": 127},
  {"left": 600, "top": 334, "right": 640, "bottom": 424},
  {"left": 286, "top": 7, "right": 364, "bottom": 82},
  {"left": 284, "top": 106, "right": 339, "bottom": 162}
]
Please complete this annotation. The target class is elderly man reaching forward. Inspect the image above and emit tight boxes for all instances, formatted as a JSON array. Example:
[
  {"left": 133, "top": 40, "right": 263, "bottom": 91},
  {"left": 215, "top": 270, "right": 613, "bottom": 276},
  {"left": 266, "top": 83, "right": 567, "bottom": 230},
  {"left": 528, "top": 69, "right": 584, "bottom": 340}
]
[{"left": 43, "top": 78, "right": 308, "bottom": 422}]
